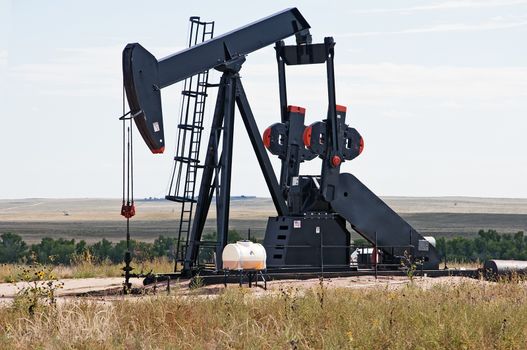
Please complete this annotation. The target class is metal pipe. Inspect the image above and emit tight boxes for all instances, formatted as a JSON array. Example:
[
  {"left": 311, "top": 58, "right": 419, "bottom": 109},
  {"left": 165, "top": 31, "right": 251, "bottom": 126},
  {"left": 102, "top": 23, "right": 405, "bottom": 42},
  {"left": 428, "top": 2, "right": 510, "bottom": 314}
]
[{"left": 483, "top": 260, "right": 527, "bottom": 278}]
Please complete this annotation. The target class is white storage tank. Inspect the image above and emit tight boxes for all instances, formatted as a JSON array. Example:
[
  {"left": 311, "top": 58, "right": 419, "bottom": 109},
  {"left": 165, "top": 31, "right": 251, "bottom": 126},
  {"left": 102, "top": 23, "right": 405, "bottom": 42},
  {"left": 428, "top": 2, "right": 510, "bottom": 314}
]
[
  {"left": 423, "top": 236, "right": 436, "bottom": 247},
  {"left": 222, "top": 241, "right": 267, "bottom": 271}
]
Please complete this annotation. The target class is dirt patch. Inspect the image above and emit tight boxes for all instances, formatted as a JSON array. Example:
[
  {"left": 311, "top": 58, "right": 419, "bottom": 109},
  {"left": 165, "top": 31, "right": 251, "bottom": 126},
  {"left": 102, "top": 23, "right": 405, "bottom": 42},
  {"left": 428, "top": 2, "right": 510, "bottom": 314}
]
[{"left": 0, "top": 274, "right": 491, "bottom": 303}]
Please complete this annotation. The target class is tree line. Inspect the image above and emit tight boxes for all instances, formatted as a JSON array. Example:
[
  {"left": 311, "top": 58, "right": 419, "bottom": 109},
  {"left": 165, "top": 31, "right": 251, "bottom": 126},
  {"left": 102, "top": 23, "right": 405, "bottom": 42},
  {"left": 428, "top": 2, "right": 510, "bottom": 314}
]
[
  {"left": 0, "top": 229, "right": 525, "bottom": 265},
  {"left": 435, "top": 229, "right": 527, "bottom": 262},
  {"left": 0, "top": 230, "right": 249, "bottom": 265}
]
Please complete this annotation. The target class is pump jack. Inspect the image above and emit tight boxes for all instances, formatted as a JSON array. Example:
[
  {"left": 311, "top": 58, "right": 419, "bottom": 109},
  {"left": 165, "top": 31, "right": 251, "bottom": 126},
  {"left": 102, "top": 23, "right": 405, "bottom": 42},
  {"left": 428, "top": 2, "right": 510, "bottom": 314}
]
[{"left": 122, "top": 8, "right": 441, "bottom": 279}]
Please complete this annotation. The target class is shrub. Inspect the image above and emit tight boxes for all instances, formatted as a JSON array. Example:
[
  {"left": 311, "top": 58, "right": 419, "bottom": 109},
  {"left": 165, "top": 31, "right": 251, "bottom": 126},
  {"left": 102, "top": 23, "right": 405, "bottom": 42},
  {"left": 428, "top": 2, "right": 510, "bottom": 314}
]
[
  {"left": 0, "top": 232, "right": 28, "bottom": 263},
  {"left": 29, "top": 237, "right": 76, "bottom": 264}
]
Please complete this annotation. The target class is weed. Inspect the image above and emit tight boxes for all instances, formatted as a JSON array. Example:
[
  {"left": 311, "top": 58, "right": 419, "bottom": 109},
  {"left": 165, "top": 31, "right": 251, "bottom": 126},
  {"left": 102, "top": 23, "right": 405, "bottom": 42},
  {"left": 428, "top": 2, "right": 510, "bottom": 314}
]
[
  {"left": 189, "top": 273, "right": 204, "bottom": 290},
  {"left": 0, "top": 257, "right": 175, "bottom": 282},
  {"left": 400, "top": 250, "right": 422, "bottom": 283},
  {"left": 12, "top": 262, "right": 64, "bottom": 314},
  {"left": 317, "top": 276, "right": 326, "bottom": 309}
]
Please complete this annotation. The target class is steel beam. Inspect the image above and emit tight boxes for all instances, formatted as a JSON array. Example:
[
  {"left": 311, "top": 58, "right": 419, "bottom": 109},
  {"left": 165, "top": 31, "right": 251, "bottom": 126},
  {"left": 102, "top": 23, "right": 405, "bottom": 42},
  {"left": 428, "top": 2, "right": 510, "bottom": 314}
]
[
  {"left": 157, "top": 8, "right": 310, "bottom": 88},
  {"left": 236, "top": 81, "right": 288, "bottom": 216},
  {"left": 215, "top": 73, "right": 237, "bottom": 270}
]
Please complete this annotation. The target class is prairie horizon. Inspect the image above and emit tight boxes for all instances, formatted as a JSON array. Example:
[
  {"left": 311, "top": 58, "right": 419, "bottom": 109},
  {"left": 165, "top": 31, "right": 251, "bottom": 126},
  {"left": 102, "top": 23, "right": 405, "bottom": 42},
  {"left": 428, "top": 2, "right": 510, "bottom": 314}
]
[{"left": 0, "top": 197, "right": 525, "bottom": 243}]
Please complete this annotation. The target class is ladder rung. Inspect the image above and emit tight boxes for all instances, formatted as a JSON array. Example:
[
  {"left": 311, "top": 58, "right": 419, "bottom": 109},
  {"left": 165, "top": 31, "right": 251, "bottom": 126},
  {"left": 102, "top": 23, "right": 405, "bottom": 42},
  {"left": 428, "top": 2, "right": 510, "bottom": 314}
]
[
  {"left": 165, "top": 195, "right": 197, "bottom": 203},
  {"left": 178, "top": 124, "right": 204, "bottom": 131},
  {"left": 182, "top": 90, "right": 207, "bottom": 98},
  {"left": 201, "top": 82, "right": 220, "bottom": 88},
  {"left": 174, "top": 156, "right": 200, "bottom": 163}
]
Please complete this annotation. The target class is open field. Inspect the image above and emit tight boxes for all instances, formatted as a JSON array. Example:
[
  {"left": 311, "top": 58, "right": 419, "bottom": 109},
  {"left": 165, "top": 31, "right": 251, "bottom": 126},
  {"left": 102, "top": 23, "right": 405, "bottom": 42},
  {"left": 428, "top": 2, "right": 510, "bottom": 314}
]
[
  {"left": 0, "top": 195, "right": 520, "bottom": 348},
  {"left": 1, "top": 275, "right": 527, "bottom": 349},
  {"left": 0, "top": 197, "right": 526, "bottom": 243}
]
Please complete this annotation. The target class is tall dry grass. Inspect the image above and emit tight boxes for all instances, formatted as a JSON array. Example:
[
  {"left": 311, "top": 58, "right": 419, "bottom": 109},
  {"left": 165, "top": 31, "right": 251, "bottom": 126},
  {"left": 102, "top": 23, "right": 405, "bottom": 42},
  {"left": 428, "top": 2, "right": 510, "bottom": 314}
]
[
  {"left": 1, "top": 280, "right": 527, "bottom": 349},
  {"left": 0, "top": 258, "right": 175, "bottom": 282}
]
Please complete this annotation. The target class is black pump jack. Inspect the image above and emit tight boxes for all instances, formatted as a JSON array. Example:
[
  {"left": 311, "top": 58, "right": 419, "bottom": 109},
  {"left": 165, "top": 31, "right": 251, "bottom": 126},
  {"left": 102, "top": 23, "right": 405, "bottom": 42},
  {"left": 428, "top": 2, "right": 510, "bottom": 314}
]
[{"left": 122, "top": 8, "right": 441, "bottom": 276}]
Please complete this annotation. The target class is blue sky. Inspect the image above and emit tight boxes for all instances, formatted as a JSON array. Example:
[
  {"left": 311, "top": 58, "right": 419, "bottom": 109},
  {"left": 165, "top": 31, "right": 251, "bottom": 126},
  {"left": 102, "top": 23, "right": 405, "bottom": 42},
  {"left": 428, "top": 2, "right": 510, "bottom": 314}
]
[{"left": 0, "top": 0, "right": 526, "bottom": 199}]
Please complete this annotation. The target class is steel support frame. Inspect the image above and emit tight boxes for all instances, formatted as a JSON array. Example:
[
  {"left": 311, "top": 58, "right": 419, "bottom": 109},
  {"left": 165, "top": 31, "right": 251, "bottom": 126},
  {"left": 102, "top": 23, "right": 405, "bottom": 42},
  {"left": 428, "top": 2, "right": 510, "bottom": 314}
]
[
  {"left": 183, "top": 67, "right": 288, "bottom": 273},
  {"left": 274, "top": 37, "right": 341, "bottom": 200},
  {"left": 320, "top": 37, "right": 341, "bottom": 201},
  {"left": 275, "top": 41, "right": 289, "bottom": 193}
]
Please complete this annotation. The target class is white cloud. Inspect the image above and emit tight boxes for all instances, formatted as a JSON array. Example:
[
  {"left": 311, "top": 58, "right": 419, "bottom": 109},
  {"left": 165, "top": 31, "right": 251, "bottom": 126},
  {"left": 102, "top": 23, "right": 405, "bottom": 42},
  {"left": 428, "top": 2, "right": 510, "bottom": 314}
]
[
  {"left": 8, "top": 46, "right": 122, "bottom": 97},
  {"left": 353, "top": 0, "right": 527, "bottom": 14},
  {"left": 8, "top": 45, "right": 184, "bottom": 97},
  {"left": 347, "top": 19, "right": 527, "bottom": 37},
  {"left": 0, "top": 50, "right": 7, "bottom": 66},
  {"left": 243, "top": 62, "right": 527, "bottom": 106},
  {"left": 8, "top": 45, "right": 527, "bottom": 117},
  {"left": 338, "top": 63, "right": 527, "bottom": 104}
]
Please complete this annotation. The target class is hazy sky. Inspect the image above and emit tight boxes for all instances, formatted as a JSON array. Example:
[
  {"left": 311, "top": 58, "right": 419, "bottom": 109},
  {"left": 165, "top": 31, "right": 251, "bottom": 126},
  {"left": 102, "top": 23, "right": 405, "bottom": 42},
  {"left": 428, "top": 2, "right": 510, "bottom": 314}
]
[{"left": 0, "top": 0, "right": 526, "bottom": 199}]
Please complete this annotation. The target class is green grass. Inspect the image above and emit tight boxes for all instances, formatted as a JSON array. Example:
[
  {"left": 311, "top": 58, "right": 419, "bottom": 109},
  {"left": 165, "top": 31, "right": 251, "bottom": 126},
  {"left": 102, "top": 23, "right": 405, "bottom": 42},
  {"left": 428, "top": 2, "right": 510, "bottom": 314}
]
[{"left": 1, "top": 280, "right": 527, "bottom": 349}]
